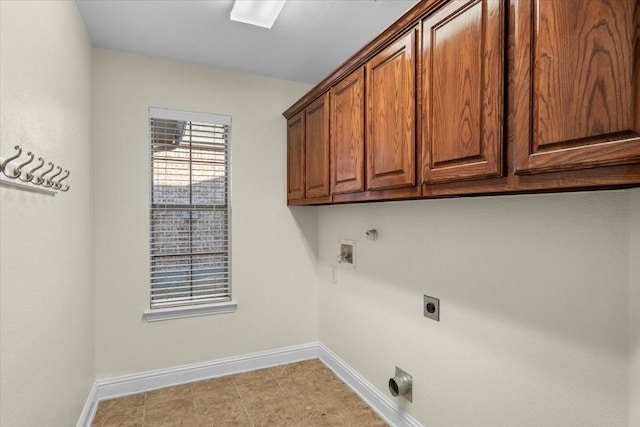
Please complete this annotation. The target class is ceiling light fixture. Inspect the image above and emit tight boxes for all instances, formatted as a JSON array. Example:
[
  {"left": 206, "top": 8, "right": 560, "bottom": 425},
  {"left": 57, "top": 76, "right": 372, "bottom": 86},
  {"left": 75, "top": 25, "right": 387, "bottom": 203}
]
[{"left": 230, "top": 0, "right": 286, "bottom": 29}]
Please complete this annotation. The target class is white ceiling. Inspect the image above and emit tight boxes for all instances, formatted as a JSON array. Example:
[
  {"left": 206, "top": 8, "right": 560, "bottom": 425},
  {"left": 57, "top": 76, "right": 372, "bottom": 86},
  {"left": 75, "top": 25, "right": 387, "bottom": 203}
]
[{"left": 75, "top": 0, "right": 419, "bottom": 85}]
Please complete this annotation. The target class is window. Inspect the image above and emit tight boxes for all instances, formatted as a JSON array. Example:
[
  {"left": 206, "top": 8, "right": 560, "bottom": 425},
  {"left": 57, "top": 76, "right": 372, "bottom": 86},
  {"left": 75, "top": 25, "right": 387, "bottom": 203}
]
[{"left": 144, "top": 108, "right": 235, "bottom": 321}]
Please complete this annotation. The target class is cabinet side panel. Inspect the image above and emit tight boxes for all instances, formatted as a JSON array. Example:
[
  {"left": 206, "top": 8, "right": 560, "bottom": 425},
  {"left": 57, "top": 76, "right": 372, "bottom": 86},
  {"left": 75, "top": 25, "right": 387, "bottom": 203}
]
[{"left": 287, "top": 114, "right": 305, "bottom": 201}]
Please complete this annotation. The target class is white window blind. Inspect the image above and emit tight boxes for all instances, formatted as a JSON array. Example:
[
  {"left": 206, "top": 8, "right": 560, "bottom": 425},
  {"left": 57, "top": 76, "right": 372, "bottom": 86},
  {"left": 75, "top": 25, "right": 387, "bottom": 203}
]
[{"left": 149, "top": 108, "right": 231, "bottom": 309}]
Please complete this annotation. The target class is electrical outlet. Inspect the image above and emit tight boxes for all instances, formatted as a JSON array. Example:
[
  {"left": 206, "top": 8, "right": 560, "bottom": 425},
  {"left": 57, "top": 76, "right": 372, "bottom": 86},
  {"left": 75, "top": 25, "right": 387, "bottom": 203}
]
[
  {"left": 423, "top": 295, "right": 439, "bottom": 321},
  {"left": 331, "top": 267, "right": 338, "bottom": 284}
]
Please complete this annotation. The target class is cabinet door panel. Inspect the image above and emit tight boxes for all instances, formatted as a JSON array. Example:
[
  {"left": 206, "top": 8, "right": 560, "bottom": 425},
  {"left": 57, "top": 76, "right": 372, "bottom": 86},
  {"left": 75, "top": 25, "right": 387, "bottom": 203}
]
[
  {"left": 422, "top": 0, "right": 503, "bottom": 183},
  {"left": 366, "top": 29, "right": 416, "bottom": 191},
  {"left": 287, "top": 112, "right": 305, "bottom": 201},
  {"left": 513, "top": 0, "right": 640, "bottom": 174},
  {"left": 331, "top": 69, "right": 365, "bottom": 194},
  {"left": 305, "top": 93, "right": 331, "bottom": 199}
]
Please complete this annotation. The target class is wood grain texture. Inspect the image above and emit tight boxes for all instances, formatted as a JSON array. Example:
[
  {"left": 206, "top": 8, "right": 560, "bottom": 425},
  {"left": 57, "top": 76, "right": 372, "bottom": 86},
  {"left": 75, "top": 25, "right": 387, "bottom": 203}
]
[
  {"left": 283, "top": 0, "right": 447, "bottom": 120},
  {"left": 287, "top": 112, "right": 305, "bottom": 202},
  {"left": 422, "top": 0, "right": 504, "bottom": 183},
  {"left": 512, "top": 0, "right": 640, "bottom": 174},
  {"left": 288, "top": 0, "right": 640, "bottom": 206},
  {"left": 366, "top": 28, "right": 417, "bottom": 191},
  {"left": 332, "top": 185, "right": 422, "bottom": 204},
  {"left": 331, "top": 164, "right": 640, "bottom": 204},
  {"left": 421, "top": 164, "right": 640, "bottom": 197},
  {"left": 304, "top": 93, "right": 331, "bottom": 199},
  {"left": 331, "top": 68, "right": 365, "bottom": 194}
]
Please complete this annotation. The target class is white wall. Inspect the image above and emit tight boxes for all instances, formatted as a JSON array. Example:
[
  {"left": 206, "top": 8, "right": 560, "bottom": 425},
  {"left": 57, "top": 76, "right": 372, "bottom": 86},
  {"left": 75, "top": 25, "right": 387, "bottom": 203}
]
[
  {"left": 2, "top": 5, "right": 637, "bottom": 426},
  {"left": 630, "top": 188, "right": 640, "bottom": 427},
  {"left": 0, "top": 1, "right": 94, "bottom": 426},
  {"left": 318, "top": 190, "right": 633, "bottom": 427},
  {"left": 92, "top": 49, "right": 317, "bottom": 379}
]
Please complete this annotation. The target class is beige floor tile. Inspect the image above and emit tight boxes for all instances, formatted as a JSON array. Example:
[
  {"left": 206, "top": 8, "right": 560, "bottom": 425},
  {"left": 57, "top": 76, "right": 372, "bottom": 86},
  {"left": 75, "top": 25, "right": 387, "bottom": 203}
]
[
  {"left": 270, "top": 361, "right": 316, "bottom": 380},
  {"left": 338, "top": 389, "right": 371, "bottom": 411},
  {"left": 93, "top": 395, "right": 145, "bottom": 426},
  {"left": 190, "top": 376, "right": 236, "bottom": 396},
  {"left": 297, "top": 389, "right": 348, "bottom": 421},
  {"left": 93, "top": 405, "right": 144, "bottom": 426},
  {"left": 236, "top": 378, "right": 286, "bottom": 407},
  {"left": 276, "top": 375, "right": 312, "bottom": 391},
  {"left": 158, "top": 416, "right": 213, "bottom": 427},
  {"left": 279, "top": 377, "right": 338, "bottom": 406},
  {"left": 314, "top": 372, "right": 352, "bottom": 396},
  {"left": 300, "top": 358, "right": 325, "bottom": 370},
  {"left": 193, "top": 387, "right": 244, "bottom": 417},
  {"left": 245, "top": 396, "right": 302, "bottom": 427},
  {"left": 298, "top": 395, "right": 342, "bottom": 417},
  {"left": 98, "top": 394, "right": 146, "bottom": 412},
  {"left": 301, "top": 411, "right": 352, "bottom": 427},
  {"left": 143, "top": 397, "right": 195, "bottom": 426},
  {"left": 194, "top": 394, "right": 252, "bottom": 426},
  {"left": 342, "top": 406, "right": 389, "bottom": 426},
  {"left": 91, "top": 360, "right": 386, "bottom": 427},
  {"left": 309, "top": 363, "right": 335, "bottom": 378},
  {"left": 103, "top": 421, "right": 144, "bottom": 427},
  {"left": 231, "top": 369, "right": 275, "bottom": 386},
  {"left": 145, "top": 384, "right": 193, "bottom": 405}
]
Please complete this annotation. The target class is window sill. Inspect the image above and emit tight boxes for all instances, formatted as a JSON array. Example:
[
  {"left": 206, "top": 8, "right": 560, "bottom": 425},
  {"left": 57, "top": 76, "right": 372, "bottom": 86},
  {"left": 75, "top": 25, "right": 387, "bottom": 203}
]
[{"left": 143, "top": 301, "right": 237, "bottom": 322}]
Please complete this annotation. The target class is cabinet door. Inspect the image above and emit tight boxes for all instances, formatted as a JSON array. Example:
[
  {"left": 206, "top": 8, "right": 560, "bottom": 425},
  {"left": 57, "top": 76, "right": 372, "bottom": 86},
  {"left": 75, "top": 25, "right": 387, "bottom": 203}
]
[
  {"left": 366, "top": 29, "right": 417, "bottom": 191},
  {"left": 512, "top": 0, "right": 640, "bottom": 174},
  {"left": 331, "top": 69, "right": 365, "bottom": 194},
  {"left": 305, "top": 93, "right": 331, "bottom": 199},
  {"left": 287, "top": 112, "right": 305, "bottom": 202},
  {"left": 422, "top": 0, "right": 503, "bottom": 183}
]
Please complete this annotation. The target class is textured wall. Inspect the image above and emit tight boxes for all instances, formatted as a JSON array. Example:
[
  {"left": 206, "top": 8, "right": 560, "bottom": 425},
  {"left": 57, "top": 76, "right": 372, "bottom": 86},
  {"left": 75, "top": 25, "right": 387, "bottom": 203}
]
[
  {"left": 318, "top": 190, "right": 632, "bottom": 426},
  {"left": 92, "top": 49, "right": 317, "bottom": 379},
  {"left": 630, "top": 188, "right": 640, "bottom": 427},
  {"left": 0, "top": 1, "right": 94, "bottom": 426}
]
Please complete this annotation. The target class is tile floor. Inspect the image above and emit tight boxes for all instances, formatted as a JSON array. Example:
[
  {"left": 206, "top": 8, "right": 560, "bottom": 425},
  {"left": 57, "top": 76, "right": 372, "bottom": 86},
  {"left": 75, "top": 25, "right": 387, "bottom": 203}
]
[{"left": 91, "top": 358, "right": 388, "bottom": 426}]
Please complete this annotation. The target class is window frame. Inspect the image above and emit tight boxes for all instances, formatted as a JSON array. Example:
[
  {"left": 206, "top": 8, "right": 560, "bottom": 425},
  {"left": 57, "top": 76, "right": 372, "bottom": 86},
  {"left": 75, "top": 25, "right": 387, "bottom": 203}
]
[{"left": 143, "top": 107, "right": 236, "bottom": 322}]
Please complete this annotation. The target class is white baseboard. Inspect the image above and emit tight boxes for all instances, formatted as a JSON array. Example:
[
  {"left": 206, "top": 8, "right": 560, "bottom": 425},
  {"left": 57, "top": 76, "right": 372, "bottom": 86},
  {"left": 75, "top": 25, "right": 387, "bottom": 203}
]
[
  {"left": 76, "top": 382, "right": 97, "bottom": 427},
  {"left": 318, "top": 344, "right": 422, "bottom": 427},
  {"left": 78, "top": 342, "right": 421, "bottom": 427},
  {"left": 94, "top": 342, "right": 318, "bottom": 401}
]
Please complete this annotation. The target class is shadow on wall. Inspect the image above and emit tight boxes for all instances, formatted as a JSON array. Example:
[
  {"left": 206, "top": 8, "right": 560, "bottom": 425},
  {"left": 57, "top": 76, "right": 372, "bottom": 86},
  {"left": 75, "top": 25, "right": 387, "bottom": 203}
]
[
  {"left": 289, "top": 206, "right": 320, "bottom": 262},
  {"left": 318, "top": 191, "right": 630, "bottom": 365}
]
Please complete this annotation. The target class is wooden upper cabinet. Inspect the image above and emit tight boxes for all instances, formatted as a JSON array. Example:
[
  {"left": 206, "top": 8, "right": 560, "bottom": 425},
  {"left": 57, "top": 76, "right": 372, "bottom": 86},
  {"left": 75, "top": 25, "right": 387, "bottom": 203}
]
[
  {"left": 512, "top": 0, "right": 640, "bottom": 174},
  {"left": 287, "top": 112, "right": 305, "bottom": 202},
  {"left": 285, "top": 0, "right": 640, "bottom": 205},
  {"left": 366, "top": 28, "right": 417, "bottom": 191},
  {"left": 422, "top": 0, "right": 504, "bottom": 184},
  {"left": 304, "top": 92, "right": 331, "bottom": 199},
  {"left": 331, "top": 68, "right": 365, "bottom": 194}
]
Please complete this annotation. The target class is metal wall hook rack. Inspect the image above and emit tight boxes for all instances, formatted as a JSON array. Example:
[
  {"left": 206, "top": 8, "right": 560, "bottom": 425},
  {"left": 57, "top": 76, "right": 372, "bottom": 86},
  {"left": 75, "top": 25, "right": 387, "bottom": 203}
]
[{"left": 0, "top": 145, "right": 70, "bottom": 195}]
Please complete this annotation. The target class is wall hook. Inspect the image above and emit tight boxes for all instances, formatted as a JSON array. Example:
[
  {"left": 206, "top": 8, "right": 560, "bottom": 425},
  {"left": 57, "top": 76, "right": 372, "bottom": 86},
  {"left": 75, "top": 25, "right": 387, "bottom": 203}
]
[
  {"left": 54, "top": 170, "right": 70, "bottom": 190},
  {"left": 1, "top": 146, "right": 23, "bottom": 178},
  {"left": 16, "top": 152, "right": 35, "bottom": 182},
  {"left": 27, "top": 158, "right": 45, "bottom": 182},
  {"left": 0, "top": 147, "right": 71, "bottom": 194},
  {"left": 37, "top": 162, "right": 55, "bottom": 186},
  {"left": 44, "top": 166, "right": 62, "bottom": 188}
]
